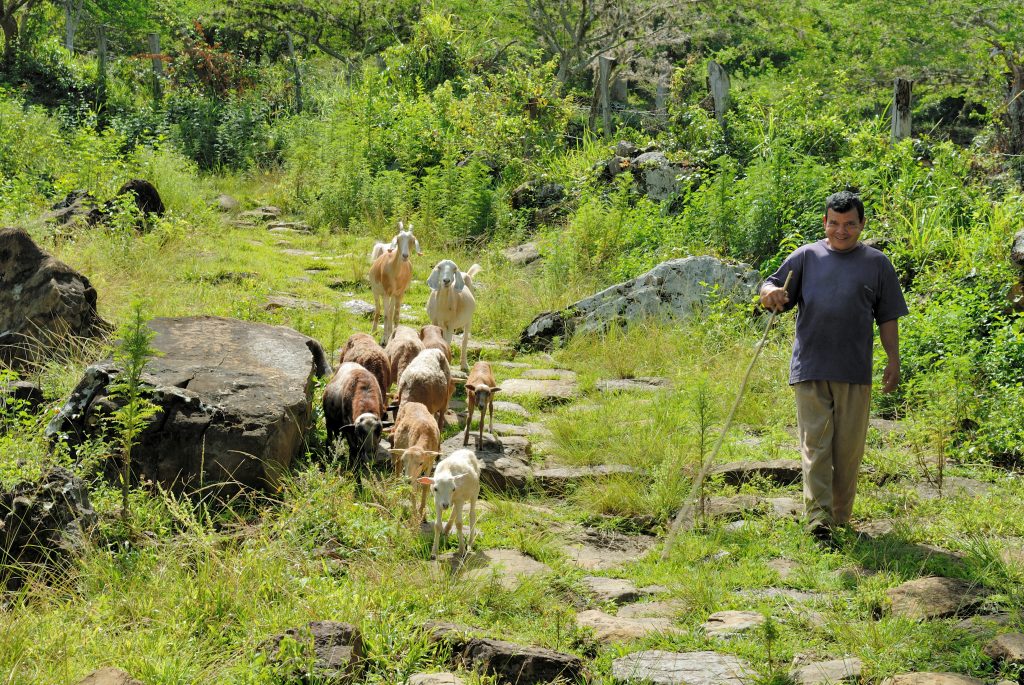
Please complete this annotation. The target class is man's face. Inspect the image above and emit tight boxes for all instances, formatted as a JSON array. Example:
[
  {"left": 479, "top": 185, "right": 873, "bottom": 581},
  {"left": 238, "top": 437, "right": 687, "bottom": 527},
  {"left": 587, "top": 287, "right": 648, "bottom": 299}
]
[{"left": 824, "top": 208, "right": 864, "bottom": 252}]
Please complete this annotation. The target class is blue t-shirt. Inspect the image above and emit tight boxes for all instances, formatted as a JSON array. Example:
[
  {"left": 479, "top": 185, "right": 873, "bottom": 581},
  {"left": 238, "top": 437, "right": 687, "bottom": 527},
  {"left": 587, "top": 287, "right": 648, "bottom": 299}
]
[{"left": 765, "top": 240, "right": 909, "bottom": 385}]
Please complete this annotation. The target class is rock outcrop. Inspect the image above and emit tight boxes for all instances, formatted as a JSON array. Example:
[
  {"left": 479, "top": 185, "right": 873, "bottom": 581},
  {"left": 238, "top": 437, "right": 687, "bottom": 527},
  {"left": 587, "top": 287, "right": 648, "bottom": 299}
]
[
  {"left": 519, "top": 257, "right": 760, "bottom": 351},
  {"left": 1, "top": 468, "right": 96, "bottom": 591},
  {"left": 47, "top": 316, "right": 330, "bottom": 497},
  {"left": 0, "top": 228, "right": 110, "bottom": 368}
]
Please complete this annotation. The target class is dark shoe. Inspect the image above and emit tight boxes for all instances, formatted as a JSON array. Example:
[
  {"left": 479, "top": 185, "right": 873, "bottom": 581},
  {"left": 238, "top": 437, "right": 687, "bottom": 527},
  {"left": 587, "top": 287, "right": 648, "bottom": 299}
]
[{"left": 810, "top": 523, "right": 837, "bottom": 548}]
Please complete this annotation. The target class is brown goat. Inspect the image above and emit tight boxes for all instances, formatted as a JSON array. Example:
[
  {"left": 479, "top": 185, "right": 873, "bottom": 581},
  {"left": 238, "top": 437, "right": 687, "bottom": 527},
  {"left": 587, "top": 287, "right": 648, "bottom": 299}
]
[
  {"left": 419, "top": 324, "right": 452, "bottom": 363},
  {"left": 388, "top": 401, "right": 441, "bottom": 524},
  {"left": 340, "top": 333, "right": 391, "bottom": 406},
  {"left": 463, "top": 361, "right": 502, "bottom": 449},
  {"left": 397, "top": 349, "right": 451, "bottom": 431},
  {"left": 385, "top": 325, "right": 424, "bottom": 394},
  {"left": 322, "top": 362, "right": 387, "bottom": 491}
]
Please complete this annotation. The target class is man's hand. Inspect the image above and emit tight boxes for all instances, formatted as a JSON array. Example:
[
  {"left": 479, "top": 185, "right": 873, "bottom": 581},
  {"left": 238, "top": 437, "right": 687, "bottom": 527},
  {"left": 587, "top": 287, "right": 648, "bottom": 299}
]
[
  {"left": 759, "top": 285, "right": 789, "bottom": 312},
  {"left": 881, "top": 358, "right": 900, "bottom": 393}
]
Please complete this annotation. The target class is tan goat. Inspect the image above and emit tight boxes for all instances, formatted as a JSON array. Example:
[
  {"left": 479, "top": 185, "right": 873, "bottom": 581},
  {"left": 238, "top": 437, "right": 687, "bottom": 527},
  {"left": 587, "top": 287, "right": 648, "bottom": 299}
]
[
  {"left": 462, "top": 361, "right": 501, "bottom": 449},
  {"left": 369, "top": 224, "right": 420, "bottom": 343},
  {"left": 385, "top": 325, "right": 424, "bottom": 397},
  {"left": 340, "top": 333, "right": 391, "bottom": 406},
  {"left": 388, "top": 401, "right": 441, "bottom": 524}
]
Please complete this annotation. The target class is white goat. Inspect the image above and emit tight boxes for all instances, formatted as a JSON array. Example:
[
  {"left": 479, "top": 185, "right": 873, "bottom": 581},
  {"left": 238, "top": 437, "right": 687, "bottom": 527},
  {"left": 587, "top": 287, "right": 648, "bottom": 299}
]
[
  {"left": 426, "top": 259, "right": 482, "bottom": 372},
  {"left": 418, "top": 448, "right": 482, "bottom": 557},
  {"left": 369, "top": 222, "right": 421, "bottom": 343}
]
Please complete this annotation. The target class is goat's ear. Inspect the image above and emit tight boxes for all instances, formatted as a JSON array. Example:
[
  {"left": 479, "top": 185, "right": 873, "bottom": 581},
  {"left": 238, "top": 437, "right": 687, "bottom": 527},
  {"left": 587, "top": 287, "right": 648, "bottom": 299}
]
[
  {"left": 340, "top": 424, "right": 355, "bottom": 438},
  {"left": 398, "top": 220, "right": 404, "bottom": 231},
  {"left": 389, "top": 448, "right": 406, "bottom": 457},
  {"left": 426, "top": 264, "right": 442, "bottom": 290},
  {"left": 417, "top": 476, "right": 434, "bottom": 485},
  {"left": 454, "top": 268, "right": 466, "bottom": 292},
  {"left": 423, "top": 450, "right": 441, "bottom": 457},
  {"left": 465, "top": 383, "right": 476, "bottom": 393},
  {"left": 414, "top": 238, "right": 422, "bottom": 255},
  {"left": 491, "top": 387, "right": 502, "bottom": 394}
]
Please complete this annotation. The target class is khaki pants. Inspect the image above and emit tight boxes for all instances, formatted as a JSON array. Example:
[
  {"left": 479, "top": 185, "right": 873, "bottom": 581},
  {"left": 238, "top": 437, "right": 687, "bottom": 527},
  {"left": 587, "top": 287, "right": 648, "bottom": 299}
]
[{"left": 793, "top": 380, "right": 871, "bottom": 529}]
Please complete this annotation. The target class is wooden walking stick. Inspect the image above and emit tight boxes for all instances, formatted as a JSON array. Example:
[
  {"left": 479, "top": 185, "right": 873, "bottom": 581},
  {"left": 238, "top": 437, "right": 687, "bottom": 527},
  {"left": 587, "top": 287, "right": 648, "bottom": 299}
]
[{"left": 661, "top": 270, "right": 793, "bottom": 560}]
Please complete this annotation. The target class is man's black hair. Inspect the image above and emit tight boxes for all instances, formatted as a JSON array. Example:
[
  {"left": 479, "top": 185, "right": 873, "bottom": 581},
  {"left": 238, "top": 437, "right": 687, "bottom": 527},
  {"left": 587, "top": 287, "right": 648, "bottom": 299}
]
[{"left": 825, "top": 190, "right": 864, "bottom": 222}]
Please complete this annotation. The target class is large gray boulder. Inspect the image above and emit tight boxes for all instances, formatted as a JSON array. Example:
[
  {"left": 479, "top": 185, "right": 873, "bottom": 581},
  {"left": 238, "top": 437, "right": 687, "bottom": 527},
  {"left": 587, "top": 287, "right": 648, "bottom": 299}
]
[
  {"left": 0, "top": 228, "right": 110, "bottom": 368},
  {"left": 1, "top": 467, "right": 96, "bottom": 591},
  {"left": 47, "top": 316, "right": 330, "bottom": 497},
  {"left": 1011, "top": 230, "right": 1024, "bottom": 271},
  {"left": 519, "top": 257, "right": 759, "bottom": 350}
]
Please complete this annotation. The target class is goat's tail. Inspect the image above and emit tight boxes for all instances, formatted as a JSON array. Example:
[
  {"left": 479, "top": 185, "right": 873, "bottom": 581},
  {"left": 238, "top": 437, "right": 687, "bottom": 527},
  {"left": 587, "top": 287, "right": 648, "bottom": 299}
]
[{"left": 465, "top": 263, "right": 483, "bottom": 291}]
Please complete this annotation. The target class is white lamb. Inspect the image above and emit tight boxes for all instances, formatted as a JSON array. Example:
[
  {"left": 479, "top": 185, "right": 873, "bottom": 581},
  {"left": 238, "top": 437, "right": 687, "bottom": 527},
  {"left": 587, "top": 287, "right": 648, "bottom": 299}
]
[{"left": 418, "top": 448, "right": 481, "bottom": 557}]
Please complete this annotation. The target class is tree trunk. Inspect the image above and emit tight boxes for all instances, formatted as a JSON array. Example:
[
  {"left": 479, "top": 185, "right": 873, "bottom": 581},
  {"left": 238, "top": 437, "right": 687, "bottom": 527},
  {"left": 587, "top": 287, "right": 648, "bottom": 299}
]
[
  {"left": 891, "top": 78, "right": 912, "bottom": 143},
  {"left": 707, "top": 60, "right": 730, "bottom": 126},
  {"left": 1006, "top": 62, "right": 1024, "bottom": 155},
  {"left": 64, "top": 0, "right": 83, "bottom": 53},
  {"left": 0, "top": 13, "right": 19, "bottom": 66}
]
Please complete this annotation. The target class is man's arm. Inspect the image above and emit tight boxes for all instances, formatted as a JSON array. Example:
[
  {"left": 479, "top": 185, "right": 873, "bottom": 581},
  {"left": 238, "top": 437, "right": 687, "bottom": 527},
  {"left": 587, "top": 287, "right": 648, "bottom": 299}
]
[{"left": 879, "top": 318, "right": 900, "bottom": 393}]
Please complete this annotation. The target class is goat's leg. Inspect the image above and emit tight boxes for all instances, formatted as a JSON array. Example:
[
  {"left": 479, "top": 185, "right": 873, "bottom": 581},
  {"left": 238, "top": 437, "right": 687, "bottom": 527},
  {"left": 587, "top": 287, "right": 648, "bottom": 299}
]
[
  {"left": 453, "top": 503, "right": 466, "bottom": 555},
  {"left": 489, "top": 399, "right": 495, "bottom": 434},
  {"left": 431, "top": 498, "right": 441, "bottom": 557},
  {"left": 459, "top": 324, "right": 471, "bottom": 372},
  {"left": 417, "top": 483, "right": 428, "bottom": 524},
  {"left": 371, "top": 291, "right": 381, "bottom": 334},
  {"left": 462, "top": 394, "right": 476, "bottom": 446},
  {"left": 392, "top": 293, "right": 404, "bottom": 333},
  {"left": 381, "top": 295, "right": 394, "bottom": 344},
  {"left": 468, "top": 498, "right": 477, "bottom": 550},
  {"left": 477, "top": 404, "right": 485, "bottom": 450}
]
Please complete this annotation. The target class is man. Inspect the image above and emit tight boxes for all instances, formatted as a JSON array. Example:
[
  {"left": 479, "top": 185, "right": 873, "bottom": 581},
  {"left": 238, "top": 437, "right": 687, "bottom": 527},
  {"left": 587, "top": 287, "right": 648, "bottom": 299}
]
[{"left": 759, "top": 190, "right": 908, "bottom": 541}]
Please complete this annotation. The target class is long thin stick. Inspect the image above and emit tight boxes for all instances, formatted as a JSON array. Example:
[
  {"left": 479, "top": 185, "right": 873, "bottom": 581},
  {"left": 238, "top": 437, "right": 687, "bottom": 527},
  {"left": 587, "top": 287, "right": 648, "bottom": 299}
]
[{"left": 662, "top": 270, "right": 792, "bottom": 560}]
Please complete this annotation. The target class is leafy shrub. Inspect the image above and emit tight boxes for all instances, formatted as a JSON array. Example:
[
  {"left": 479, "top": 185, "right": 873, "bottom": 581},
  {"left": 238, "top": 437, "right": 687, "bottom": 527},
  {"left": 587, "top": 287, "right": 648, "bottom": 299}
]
[{"left": 384, "top": 11, "right": 466, "bottom": 96}]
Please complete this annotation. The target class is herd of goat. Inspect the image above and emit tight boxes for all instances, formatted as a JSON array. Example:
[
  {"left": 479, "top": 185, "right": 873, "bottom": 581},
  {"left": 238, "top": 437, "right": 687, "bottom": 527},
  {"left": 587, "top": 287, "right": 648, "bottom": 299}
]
[{"left": 323, "top": 223, "right": 501, "bottom": 557}]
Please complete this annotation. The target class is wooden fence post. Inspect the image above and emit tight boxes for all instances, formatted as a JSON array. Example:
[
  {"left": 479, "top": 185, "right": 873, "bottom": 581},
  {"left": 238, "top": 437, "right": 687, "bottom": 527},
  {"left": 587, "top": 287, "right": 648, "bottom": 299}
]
[
  {"left": 287, "top": 31, "right": 303, "bottom": 114},
  {"left": 655, "top": 72, "right": 670, "bottom": 114},
  {"left": 708, "top": 60, "right": 730, "bottom": 126},
  {"left": 599, "top": 55, "right": 616, "bottom": 138},
  {"left": 892, "top": 78, "right": 912, "bottom": 142},
  {"left": 148, "top": 33, "right": 163, "bottom": 104}
]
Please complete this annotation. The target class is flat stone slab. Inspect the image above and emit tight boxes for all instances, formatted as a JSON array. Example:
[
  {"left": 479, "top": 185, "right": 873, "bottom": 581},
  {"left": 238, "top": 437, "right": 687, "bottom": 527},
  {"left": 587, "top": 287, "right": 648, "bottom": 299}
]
[
  {"left": 703, "top": 495, "right": 764, "bottom": 520},
  {"left": 408, "top": 674, "right": 466, "bottom": 685},
  {"left": 562, "top": 528, "right": 655, "bottom": 571},
  {"left": 582, "top": 576, "right": 645, "bottom": 604},
  {"left": 341, "top": 299, "right": 376, "bottom": 317},
  {"left": 264, "top": 295, "right": 330, "bottom": 311},
  {"left": 702, "top": 610, "right": 764, "bottom": 636},
  {"left": 492, "top": 400, "right": 531, "bottom": 417},
  {"left": 617, "top": 600, "right": 687, "bottom": 620},
  {"left": 577, "top": 609, "right": 681, "bottom": 643},
  {"left": 280, "top": 248, "right": 318, "bottom": 257},
  {"left": 913, "top": 477, "right": 994, "bottom": 501},
  {"left": 712, "top": 459, "right": 802, "bottom": 486},
  {"left": 766, "top": 558, "right": 800, "bottom": 582},
  {"left": 740, "top": 588, "right": 822, "bottom": 604},
  {"left": 793, "top": 658, "right": 863, "bottom": 685},
  {"left": 887, "top": 577, "right": 984, "bottom": 619},
  {"left": 596, "top": 377, "right": 672, "bottom": 393},
  {"left": 612, "top": 650, "right": 754, "bottom": 685},
  {"left": 534, "top": 464, "right": 642, "bottom": 494},
  {"left": 441, "top": 434, "right": 532, "bottom": 495},
  {"left": 768, "top": 497, "right": 802, "bottom": 518},
  {"left": 451, "top": 335, "right": 515, "bottom": 359},
  {"left": 75, "top": 668, "right": 143, "bottom": 685},
  {"left": 881, "top": 674, "right": 985, "bottom": 685},
  {"left": 463, "top": 549, "right": 551, "bottom": 590},
  {"left": 985, "top": 633, "right": 1024, "bottom": 663},
  {"left": 496, "top": 377, "right": 581, "bottom": 405},
  {"left": 520, "top": 368, "right": 578, "bottom": 381},
  {"left": 489, "top": 422, "right": 549, "bottom": 438}
]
